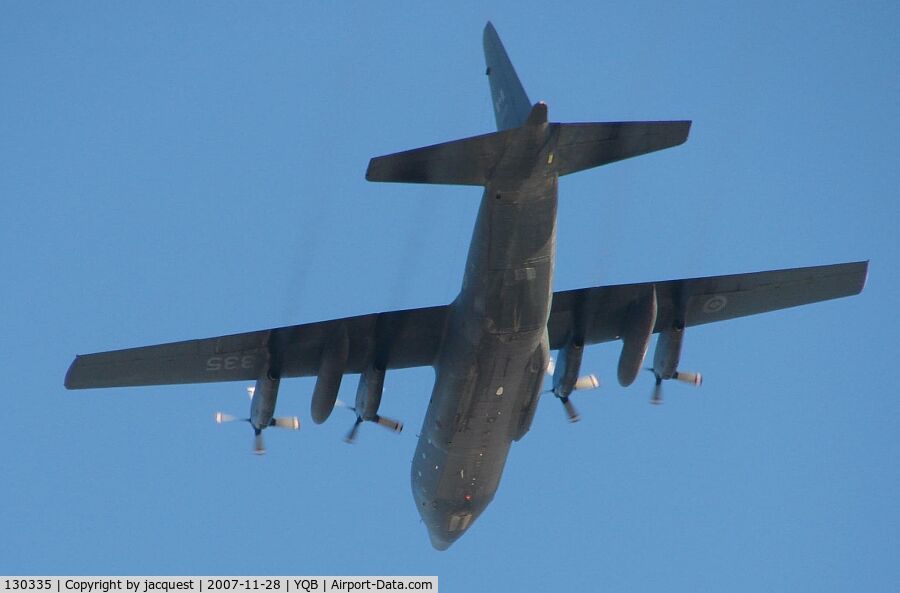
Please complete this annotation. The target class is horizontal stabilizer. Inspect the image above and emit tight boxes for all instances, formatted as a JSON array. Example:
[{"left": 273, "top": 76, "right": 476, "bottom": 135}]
[
  {"left": 366, "top": 130, "right": 513, "bottom": 186},
  {"left": 366, "top": 120, "right": 689, "bottom": 186},
  {"left": 554, "top": 121, "right": 691, "bottom": 177}
]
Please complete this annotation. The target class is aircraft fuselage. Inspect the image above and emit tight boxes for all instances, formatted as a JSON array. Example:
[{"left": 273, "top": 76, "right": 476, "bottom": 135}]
[
  {"left": 412, "top": 117, "right": 557, "bottom": 549},
  {"left": 62, "top": 21, "right": 869, "bottom": 553}
]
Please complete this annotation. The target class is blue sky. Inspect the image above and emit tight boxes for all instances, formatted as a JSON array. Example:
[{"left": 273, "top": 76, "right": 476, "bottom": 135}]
[{"left": 2, "top": 2, "right": 898, "bottom": 591}]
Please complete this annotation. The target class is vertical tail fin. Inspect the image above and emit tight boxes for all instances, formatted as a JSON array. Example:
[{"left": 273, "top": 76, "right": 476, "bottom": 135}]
[{"left": 483, "top": 22, "right": 531, "bottom": 131}]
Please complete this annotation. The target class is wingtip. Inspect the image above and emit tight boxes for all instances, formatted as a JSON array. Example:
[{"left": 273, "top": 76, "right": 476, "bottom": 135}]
[
  {"left": 859, "top": 260, "right": 870, "bottom": 294},
  {"left": 64, "top": 357, "right": 79, "bottom": 390},
  {"left": 678, "top": 120, "right": 693, "bottom": 145}
]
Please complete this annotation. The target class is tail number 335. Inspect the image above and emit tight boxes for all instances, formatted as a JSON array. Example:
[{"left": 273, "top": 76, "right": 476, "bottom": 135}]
[{"left": 206, "top": 355, "right": 256, "bottom": 372}]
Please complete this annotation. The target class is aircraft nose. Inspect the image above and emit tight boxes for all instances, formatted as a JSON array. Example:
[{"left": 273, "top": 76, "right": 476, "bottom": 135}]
[
  {"left": 426, "top": 522, "right": 468, "bottom": 551},
  {"left": 413, "top": 470, "right": 492, "bottom": 550},
  {"left": 427, "top": 530, "right": 453, "bottom": 551},
  {"left": 421, "top": 505, "right": 479, "bottom": 551}
]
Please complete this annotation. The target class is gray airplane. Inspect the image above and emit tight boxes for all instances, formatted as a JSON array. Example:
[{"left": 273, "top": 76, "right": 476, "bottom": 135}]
[{"left": 65, "top": 23, "right": 867, "bottom": 550}]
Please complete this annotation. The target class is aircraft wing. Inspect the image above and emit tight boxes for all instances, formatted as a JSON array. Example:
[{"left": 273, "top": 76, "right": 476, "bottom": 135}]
[
  {"left": 65, "top": 305, "right": 448, "bottom": 389},
  {"left": 547, "top": 261, "right": 868, "bottom": 348},
  {"left": 67, "top": 261, "right": 867, "bottom": 389}
]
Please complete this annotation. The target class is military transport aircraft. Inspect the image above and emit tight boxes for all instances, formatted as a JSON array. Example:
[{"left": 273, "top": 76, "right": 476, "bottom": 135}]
[{"left": 65, "top": 23, "right": 867, "bottom": 550}]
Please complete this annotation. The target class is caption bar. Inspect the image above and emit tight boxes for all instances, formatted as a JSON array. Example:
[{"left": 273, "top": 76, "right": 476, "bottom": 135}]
[{"left": 1, "top": 579, "right": 437, "bottom": 593}]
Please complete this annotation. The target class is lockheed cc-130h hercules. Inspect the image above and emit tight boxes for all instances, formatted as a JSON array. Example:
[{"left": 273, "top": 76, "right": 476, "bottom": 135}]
[{"left": 65, "top": 23, "right": 868, "bottom": 550}]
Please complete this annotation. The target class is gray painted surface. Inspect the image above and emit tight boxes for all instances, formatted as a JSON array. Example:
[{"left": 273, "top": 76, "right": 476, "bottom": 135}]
[{"left": 64, "top": 22, "right": 868, "bottom": 549}]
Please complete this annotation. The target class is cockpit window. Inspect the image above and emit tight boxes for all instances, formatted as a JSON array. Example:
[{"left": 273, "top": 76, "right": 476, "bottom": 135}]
[{"left": 448, "top": 512, "right": 473, "bottom": 532}]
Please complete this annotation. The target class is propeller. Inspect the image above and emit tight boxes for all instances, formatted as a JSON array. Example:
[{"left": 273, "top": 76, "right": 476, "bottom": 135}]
[
  {"left": 271, "top": 416, "right": 301, "bottom": 430},
  {"left": 345, "top": 417, "right": 363, "bottom": 444},
  {"left": 253, "top": 429, "right": 266, "bottom": 455},
  {"left": 559, "top": 396, "right": 581, "bottom": 423},
  {"left": 336, "top": 400, "right": 403, "bottom": 444},
  {"left": 674, "top": 371, "right": 703, "bottom": 386},
  {"left": 215, "top": 412, "right": 239, "bottom": 424},
  {"left": 648, "top": 369, "right": 702, "bottom": 405},
  {"left": 375, "top": 415, "right": 403, "bottom": 432},
  {"left": 250, "top": 417, "right": 301, "bottom": 454},
  {"left": 215, "top": 412, "right": 264, "bottom": 453},
  {"left": 651, "top": 376, "right": 663, "bottom": 406},
  {"left": 573, "top": 374, "right": 600, "bottom": 391},
  {"left": 216, "top": 385, "right": 301, "bottom": 454},
  {"left": 554, "top": 375, "right": 599, "bottom": 423},
  {"left": 545, "top": 357, "right": 600, "bottom": 423}
]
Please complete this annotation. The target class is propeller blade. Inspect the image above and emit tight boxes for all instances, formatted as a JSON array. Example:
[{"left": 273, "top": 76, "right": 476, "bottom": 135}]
[
  {"left": 375, "top": 415, "right": 403, "bottom": 433},
  {"left": 272, "top": 416, "right": 300, "bottom": 430},
  {"left": 650, "top": 378, "right": 663, "bottom": 405},
  {"left": 674, "top": 371, "right": 702, "bottom": 386},
  {"left": 561, "top": 397, "right": 580, "bottom": 423},
  {"left": 215, "top": 412, "right": 238, "bottom": 424},
  {"left": 573, "top": 374, "right": 600, "bottom": 391},
  {"left": 344, "top": 417, "right": 363, "bottom": 444},
  {"left": 253, "top": 431, "right": 266, "bottom": 455},
  {"left": 334, "top": 399, "right": 354, "bottom": 411}
]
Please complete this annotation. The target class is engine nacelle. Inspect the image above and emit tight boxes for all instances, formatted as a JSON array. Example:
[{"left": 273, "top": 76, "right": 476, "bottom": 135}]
[
  {"left": 250, "top": 368, "right": 280, "bottom": 430},
  {"left": 311, "top": 328, "right": 349, "bottom": 424},
  {"left": 355, "top": 362, "right": 386, "bottom": 421},
  {"left": 652, "top": 324, "right": 684, "bottom": 380},
  {"left": 650, "top": 324, "right": 702, "bottom": 401},
  {"left": 617, "top": 286, "right": 658, "bottom": 387},
  {"left": 553, "top": 336, "right": 585, "bottom": 398}
]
